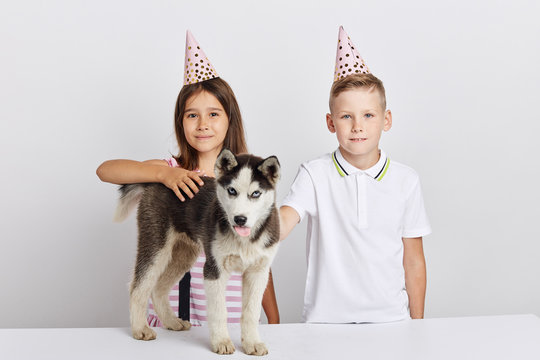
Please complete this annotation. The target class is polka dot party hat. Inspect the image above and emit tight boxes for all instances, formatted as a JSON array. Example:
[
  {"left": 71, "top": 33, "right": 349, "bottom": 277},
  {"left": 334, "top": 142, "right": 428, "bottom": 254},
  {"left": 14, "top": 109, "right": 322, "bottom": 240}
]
[
  {"left": 183, "top": 30, "right": 219, "bottom": 85},
  {"left": 334, "top": 26, "right": 370, "bottom": 82}
]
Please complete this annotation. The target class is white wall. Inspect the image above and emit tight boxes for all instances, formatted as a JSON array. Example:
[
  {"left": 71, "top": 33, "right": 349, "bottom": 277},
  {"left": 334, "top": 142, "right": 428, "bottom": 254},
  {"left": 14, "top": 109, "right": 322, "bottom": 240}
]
[{"left": 1, "top": 0, "right": 539, "bottom": 328}]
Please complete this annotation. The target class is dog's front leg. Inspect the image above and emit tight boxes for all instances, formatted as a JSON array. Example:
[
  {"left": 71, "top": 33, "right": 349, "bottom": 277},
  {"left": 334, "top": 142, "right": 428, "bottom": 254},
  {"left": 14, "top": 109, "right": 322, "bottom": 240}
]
[
  {"left": 241, "top": 266, "right": 270, "bottom": 356},
  {"left": 205, "top": 274, "right": 235, "bottom": 355}
]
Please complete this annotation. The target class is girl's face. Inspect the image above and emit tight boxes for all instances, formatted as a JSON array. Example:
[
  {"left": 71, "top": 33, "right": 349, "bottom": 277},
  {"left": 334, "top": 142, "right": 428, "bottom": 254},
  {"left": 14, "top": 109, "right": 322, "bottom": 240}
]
[{"left": 183, "top": 90, "right": 229, "bottom": 156}]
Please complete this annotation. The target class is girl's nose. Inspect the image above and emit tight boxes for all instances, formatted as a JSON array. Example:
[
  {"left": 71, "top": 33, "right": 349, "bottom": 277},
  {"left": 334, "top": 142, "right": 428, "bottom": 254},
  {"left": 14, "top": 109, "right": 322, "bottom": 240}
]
[{"left": 197, "top": 117, "right": 210, "bottom": 130}]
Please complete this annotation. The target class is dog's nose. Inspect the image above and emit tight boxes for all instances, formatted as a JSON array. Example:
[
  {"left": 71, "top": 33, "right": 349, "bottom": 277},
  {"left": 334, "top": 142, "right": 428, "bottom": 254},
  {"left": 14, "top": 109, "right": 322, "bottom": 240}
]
[{"left": 234, "top": 215, "right": 247, "bottom": 226}]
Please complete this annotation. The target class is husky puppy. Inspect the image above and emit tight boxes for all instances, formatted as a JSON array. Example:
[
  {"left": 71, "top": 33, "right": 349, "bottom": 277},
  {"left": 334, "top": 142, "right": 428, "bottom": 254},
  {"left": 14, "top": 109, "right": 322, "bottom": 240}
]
[{"left": 115, "top": 149, "right": 280, "bottom": 356}]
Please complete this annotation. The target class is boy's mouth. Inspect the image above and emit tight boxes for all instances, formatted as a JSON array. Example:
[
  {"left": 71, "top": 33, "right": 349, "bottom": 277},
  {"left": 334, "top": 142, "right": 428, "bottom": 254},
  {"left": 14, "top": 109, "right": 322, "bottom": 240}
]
[{"left": 350, "top": 137, "right": 367, "bottom": 142}]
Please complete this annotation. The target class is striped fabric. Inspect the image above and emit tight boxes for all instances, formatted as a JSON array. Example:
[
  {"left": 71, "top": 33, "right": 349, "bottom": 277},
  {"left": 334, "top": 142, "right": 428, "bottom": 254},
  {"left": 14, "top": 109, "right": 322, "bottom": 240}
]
[{"left": 147, "top": 252, "right": 243, "bottom": 327}]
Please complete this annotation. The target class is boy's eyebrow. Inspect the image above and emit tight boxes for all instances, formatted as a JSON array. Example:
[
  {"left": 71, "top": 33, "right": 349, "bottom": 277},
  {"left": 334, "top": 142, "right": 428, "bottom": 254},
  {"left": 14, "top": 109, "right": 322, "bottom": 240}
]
[{"left": 336, "top": 108, "right": 378, "bottom": 114}]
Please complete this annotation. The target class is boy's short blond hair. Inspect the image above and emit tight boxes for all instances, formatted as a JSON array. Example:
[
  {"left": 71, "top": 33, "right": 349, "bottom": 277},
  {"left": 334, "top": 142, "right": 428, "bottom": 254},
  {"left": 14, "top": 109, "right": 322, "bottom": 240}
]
[{"left": 329, "top": 73, "right": 387, "bottom": 112}]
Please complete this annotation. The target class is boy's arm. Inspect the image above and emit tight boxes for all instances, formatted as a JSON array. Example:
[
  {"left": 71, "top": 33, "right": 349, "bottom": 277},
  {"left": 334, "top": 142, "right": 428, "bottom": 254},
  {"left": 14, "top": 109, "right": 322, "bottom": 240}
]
[
  {"left": 96, "top": 159, "right": 203, "bottom": 201},
  {"left": 279, "top": 206, "right": 300, "bottom": 241},
  {"left": 403, "top": 236, "right": 426, "bottom": 319},
  {"left": 261, "top": 269, "right": 280, "bottom": 324}
]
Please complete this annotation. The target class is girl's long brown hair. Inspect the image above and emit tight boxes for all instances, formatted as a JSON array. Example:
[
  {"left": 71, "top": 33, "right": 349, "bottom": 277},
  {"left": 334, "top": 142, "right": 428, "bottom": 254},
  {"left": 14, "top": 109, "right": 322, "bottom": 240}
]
[{"left": 173, "top": 77, "right": 248, "bottom": 170}]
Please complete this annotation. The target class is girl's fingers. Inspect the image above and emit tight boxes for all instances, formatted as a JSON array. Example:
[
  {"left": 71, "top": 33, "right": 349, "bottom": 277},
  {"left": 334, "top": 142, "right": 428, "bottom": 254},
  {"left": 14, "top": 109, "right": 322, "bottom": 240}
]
[
  {"left": 190, "top": 172, "right": 204, "bottom": 186},
  {"left": 172, "top": 187, "right": 185, "bottom": 202},
  {"left": 184, "top": 178, "right": 199, "bottom": 193},
  {"left": 179, "top": 183, "right": 194, "bottom": 199}
]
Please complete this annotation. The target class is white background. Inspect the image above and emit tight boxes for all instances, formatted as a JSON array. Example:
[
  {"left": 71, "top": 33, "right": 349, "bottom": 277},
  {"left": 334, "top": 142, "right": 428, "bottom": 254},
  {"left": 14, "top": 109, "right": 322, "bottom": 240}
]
[{"left": 1, "top": 0, "right": 539, "bottom": 328}]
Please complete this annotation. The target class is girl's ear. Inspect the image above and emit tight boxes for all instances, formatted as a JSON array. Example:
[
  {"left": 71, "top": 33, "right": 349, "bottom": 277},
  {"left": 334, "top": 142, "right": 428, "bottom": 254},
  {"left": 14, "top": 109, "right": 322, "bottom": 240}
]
[
  {"left": 215, "top": 148, "right": 238, "bottom": 177},
  {"left": 258, "top": 156, "right": 281, "bottom": 185}
]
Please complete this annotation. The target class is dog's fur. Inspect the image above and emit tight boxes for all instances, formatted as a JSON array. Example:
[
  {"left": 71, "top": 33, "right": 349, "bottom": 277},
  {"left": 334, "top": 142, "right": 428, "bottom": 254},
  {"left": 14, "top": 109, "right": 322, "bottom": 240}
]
[{"left": 115, "top": 149, "right": 280, "bottom": 356}]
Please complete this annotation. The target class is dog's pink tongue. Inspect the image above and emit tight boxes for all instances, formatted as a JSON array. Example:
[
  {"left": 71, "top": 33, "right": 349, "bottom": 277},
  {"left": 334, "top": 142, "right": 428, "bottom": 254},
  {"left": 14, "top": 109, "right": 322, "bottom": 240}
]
[{"left": 234, "top": 226, "right": 251, "bottom": 237}]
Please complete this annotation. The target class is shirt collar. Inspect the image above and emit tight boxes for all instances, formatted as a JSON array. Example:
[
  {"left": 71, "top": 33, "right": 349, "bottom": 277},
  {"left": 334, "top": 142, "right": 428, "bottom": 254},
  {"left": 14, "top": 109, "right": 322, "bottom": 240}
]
[{"left": 332, "top": 148, "right": 390, "bottom": 181}]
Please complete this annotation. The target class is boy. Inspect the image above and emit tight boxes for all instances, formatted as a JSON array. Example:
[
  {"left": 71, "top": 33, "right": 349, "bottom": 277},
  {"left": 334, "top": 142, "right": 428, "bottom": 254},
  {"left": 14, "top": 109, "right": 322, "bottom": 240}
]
[{"left": 279, "top": 26, "right": 431, "bottom": 323}]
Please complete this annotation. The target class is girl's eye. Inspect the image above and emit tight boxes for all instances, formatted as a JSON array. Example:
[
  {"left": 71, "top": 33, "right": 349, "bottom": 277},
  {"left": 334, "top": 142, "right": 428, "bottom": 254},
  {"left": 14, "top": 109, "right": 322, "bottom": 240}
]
[
  {"left": 251, "top": 190, "right": 261, "bottom": 199},
  {"left": 210, "top": 112, "right": 219, "bottom": 117},
  {"left": 227, "top": 187, "right": 237, "bottom": 196},
  {"left": 186, "top": 113, "right": 197, "bottom": 119}
]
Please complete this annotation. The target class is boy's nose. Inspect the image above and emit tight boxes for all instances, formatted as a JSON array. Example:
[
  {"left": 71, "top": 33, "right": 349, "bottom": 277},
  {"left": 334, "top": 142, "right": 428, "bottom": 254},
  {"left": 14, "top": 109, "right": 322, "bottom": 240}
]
[{"left": 352, "top": 120, "right": 364, "bottom": 132}]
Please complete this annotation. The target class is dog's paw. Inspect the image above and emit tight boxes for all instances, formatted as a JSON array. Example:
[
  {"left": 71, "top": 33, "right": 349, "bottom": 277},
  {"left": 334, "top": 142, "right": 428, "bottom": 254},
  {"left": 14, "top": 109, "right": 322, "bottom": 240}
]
[
  {"left": 212, "top": 338, "right": 236, "bottom": 355},
  {"left": 132, "top": 326, "right": 157, "bottom": 341},
  {"left": 163, "top": 317, "right": 191, "bottom": 331},
  {"left": 242, "top": 341, "right": 268, "bottom": 356}
]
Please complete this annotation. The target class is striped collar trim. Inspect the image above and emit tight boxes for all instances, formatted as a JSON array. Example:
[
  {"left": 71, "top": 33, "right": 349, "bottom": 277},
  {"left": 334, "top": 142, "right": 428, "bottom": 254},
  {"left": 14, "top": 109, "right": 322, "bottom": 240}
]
[{"left": 332, "top": 148, "right": 390, "bottom": 181}]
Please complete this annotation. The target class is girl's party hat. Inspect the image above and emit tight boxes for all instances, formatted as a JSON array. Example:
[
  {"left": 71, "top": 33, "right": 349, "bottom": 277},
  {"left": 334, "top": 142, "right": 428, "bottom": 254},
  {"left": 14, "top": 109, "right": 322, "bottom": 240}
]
[
  {"left": 334, "top": 26, "right": 370, "bottom": 82},
  {"left": 184, "top": 30, "right": 219, "bottom": 85}
]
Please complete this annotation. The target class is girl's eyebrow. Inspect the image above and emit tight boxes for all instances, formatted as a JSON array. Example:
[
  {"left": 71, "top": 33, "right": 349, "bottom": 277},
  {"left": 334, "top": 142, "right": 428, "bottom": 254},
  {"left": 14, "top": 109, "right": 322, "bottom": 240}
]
[{"left": 184, "top": 107, "right": 223, "bottom": 113}]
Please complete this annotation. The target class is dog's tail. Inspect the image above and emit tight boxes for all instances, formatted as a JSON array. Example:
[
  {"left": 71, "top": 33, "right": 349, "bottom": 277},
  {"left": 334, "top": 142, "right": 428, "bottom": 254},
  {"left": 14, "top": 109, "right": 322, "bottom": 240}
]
[{"left": 113, "top": 184, "right": 145, "bottom": 222}]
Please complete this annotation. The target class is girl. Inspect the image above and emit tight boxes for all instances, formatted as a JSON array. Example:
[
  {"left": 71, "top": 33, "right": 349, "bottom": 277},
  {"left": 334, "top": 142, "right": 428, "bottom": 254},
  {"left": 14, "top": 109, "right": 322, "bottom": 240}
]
[{"left": 97, "top": 31, "right": 279, "bottom": 327}]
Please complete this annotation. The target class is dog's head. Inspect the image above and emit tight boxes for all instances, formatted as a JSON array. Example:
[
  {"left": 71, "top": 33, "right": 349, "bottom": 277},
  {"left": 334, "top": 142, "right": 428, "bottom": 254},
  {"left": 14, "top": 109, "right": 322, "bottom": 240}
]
[{"left": 215, "top": 149, "right": 280, "bottom": 238}]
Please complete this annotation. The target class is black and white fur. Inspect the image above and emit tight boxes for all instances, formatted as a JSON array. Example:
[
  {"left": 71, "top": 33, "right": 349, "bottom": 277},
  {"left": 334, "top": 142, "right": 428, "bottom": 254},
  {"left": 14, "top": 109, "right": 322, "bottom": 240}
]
[{"left": 115, "top": 149, "right": 280, "bottom": 356}]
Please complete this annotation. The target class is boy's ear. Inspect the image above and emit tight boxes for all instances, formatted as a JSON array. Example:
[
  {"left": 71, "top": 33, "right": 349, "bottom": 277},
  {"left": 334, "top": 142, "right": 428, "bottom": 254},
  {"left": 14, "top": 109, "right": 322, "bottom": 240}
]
[
  {"left": 383, "top": 110, "right": 393, "bottom": 132},
  {"left": 326, "top": 113, "right": 336, "bottom": 133},
  {"left": 215, "top": 149, "right": 238, "bottom": 178},
  {"left": 258, "top": 156, "right": 281, "bottom": 185}
]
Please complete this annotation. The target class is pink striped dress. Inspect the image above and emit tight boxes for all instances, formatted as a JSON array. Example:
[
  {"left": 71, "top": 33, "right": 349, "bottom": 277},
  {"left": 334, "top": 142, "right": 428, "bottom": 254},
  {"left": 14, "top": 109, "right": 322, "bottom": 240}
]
[{"left": 146, "top": 158, "right": 243, "bottom": 326}]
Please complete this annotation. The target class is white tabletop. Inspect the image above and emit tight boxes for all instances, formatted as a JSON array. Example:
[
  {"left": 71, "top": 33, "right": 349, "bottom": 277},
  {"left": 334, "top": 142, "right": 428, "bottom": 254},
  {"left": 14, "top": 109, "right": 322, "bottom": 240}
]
[{"left": 1, "top": 314, "right": 539, "bottom": 359}]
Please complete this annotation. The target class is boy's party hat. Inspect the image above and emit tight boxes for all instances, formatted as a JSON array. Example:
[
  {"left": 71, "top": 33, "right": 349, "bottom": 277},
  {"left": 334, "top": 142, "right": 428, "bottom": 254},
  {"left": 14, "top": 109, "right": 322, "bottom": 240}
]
[
  {"left": 184, "top": 30, "right": 219, "bottom": 85},
  {"left": 334, "top": 26, "right": 370, "bottom": 82}
]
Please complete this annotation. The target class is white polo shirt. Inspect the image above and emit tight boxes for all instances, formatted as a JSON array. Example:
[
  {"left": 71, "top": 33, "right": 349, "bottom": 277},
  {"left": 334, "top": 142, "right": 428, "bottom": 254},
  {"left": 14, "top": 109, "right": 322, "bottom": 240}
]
[{"left": 282, "top": 148, "right": 431, "bottom": 323}]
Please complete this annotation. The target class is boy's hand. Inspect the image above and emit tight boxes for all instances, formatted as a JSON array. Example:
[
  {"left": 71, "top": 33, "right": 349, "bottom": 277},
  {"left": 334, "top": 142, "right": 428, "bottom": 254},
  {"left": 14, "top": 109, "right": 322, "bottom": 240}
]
[{"left": 159, "top": 167, "right": 205, "bottom": 202}]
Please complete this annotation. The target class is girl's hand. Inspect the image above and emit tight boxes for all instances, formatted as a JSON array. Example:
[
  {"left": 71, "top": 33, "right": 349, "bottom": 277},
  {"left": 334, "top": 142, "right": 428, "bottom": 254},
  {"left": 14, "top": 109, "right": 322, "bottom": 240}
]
[{"left": 159, "top": 167, "right": 205, "bottom": 202}]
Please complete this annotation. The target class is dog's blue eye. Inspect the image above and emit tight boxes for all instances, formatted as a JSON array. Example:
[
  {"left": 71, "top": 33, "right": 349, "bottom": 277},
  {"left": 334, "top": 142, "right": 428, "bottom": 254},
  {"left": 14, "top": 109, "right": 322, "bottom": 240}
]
[
  {"left": 227, "top": 187, "right": 237, "bottom": 196},
  {"left": 251, "top": 190, "right": 261, "bottom": 198}
]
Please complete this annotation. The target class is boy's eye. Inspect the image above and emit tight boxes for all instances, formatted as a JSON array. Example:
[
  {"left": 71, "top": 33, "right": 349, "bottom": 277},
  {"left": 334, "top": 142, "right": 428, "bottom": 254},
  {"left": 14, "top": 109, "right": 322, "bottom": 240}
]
[
  {"left": 365, "top": 113, "right": 374, "bottom": 118},
  {"left": 227, "top": 187, "right": 237, "bottom": 196},
  {"left": 251, "top": 190, "right": 261, "bottom": 199},
  {"left": 342, "top": 114, "right": 351, "bottom": 119}
]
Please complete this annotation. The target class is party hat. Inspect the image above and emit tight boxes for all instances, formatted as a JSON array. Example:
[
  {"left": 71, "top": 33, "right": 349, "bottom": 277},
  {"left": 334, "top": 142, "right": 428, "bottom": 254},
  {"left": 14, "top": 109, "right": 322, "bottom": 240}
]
[
  {"left": 334, "top": 26, "right": 370, "bottom": 82},
  {"left": 184, "top": 30, "right": 219, "bottom": 85}
]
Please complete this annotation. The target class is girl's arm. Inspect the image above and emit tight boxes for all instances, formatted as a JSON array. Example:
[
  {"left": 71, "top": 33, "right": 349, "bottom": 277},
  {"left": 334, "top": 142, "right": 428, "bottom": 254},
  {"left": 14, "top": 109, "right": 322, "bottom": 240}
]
[
  {"left": 261, "top": 269, "right": 280, "bottom": 324},
  {"left": 96, "top": 159, "right": 204, "bottom": 201},
  {"left": 403, "top": 237, "right": 426, "bottom": 319}
]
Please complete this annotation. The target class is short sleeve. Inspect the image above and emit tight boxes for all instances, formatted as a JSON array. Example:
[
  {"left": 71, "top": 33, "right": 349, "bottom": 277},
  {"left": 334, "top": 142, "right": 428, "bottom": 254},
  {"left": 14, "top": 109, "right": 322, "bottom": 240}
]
[
  {"left": 165, "top": 157, "right": 179, "bottom": 168},
  {"left": 281, "top": 165, "right": 317, "bottom": 221},
  {"left": 402, "top": 178, "right": 431, "bottom": 238}
]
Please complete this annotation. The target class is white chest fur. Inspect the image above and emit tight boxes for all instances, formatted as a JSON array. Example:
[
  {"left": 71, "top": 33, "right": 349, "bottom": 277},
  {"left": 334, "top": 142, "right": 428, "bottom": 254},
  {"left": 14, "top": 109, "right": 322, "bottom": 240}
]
[{"left": 211, "top": 231, "right": 279, "bottom": 274}]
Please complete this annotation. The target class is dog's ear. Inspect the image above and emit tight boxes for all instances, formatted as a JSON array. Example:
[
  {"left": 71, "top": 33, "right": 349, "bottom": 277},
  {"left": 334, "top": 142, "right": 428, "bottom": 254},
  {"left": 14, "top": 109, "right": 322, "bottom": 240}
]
[
  {"left": 258, "top": 156, "right": 281, "bottom": 185},
  {"left": 215, "top": 149, "right": 238, "bottom": 178}
]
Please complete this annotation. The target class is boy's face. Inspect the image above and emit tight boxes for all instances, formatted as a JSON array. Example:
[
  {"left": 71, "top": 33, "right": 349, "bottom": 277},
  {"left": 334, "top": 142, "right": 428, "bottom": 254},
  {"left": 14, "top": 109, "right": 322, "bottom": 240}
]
[{"left": 327, "top": 87, "right": 392, "bottom": 163}]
